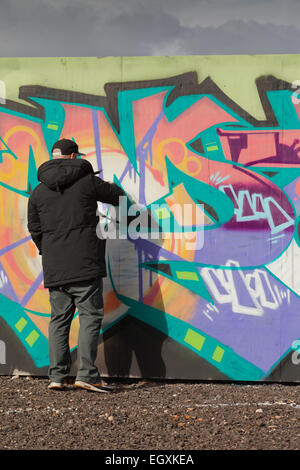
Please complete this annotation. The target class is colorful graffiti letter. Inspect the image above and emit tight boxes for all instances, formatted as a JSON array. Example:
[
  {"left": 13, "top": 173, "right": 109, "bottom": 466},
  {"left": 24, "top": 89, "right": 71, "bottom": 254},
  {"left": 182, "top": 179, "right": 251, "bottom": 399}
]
[{"left": 1, "top": 67, "right": 300, "bottom": 382}]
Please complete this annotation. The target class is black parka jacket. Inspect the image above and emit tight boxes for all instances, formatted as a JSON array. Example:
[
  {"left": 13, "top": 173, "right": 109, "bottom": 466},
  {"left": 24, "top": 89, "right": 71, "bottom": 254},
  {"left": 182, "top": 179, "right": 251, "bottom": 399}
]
[{"left": 27, "top": 158, "right": 123, "bottom": 288}]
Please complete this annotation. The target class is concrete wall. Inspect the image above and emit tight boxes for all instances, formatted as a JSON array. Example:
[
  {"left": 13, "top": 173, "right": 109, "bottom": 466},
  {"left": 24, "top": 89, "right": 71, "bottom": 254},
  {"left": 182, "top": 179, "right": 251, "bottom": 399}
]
[{"left": 1, "top": 56, "right": 300, "bottom": 381}]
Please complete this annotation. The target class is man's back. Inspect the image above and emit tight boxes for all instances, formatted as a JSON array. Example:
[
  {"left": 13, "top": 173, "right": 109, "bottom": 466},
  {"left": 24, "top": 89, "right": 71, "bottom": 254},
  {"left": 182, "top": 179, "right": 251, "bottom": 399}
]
[{"left": 27, "top": 158, "right": 123, "bottom": 288}]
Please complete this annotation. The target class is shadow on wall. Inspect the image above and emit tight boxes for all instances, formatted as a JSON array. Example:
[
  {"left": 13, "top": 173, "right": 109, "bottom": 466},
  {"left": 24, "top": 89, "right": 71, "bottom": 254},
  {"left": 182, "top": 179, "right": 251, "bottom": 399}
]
[{"left": 99, "top": 208, "right": 168, "bottom": 379}]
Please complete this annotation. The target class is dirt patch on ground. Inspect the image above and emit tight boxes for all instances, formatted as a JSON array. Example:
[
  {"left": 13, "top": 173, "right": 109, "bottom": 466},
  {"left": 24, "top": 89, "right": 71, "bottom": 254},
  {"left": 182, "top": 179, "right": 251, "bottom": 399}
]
[{"left": 0, "top": 376, "right": 299, "bottom": 451}]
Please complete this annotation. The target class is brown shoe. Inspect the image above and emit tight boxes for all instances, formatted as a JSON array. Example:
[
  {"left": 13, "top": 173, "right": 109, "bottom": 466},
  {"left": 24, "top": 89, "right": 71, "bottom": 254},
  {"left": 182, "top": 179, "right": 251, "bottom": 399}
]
[
  {"left": 48, "top": 382, "right": 64, "bottom": 390},
  {"left": 74, "top": 380, "right": 113, "bottom": 393}
]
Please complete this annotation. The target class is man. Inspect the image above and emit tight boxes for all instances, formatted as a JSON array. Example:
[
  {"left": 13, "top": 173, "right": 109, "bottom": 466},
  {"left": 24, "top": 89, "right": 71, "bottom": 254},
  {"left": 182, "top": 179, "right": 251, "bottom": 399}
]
[{"left": 27, "top": 138, "right": 124, "bottom": 392}]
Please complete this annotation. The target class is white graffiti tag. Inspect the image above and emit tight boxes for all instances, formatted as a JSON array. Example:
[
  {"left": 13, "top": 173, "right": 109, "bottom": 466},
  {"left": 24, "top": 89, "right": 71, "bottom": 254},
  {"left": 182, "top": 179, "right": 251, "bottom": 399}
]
[
  {"left": 201, "top": 260, "right": 290, "bottom": 317},
  {"left": 219, "top": 185, "right": 294, "bottom": 234}
]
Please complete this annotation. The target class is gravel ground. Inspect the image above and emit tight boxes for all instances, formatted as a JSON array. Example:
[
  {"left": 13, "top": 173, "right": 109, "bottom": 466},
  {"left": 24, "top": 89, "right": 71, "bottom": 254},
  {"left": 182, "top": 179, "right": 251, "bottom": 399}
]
[{"left": 0, "top": 375, "right": 299, "bottom": 452}]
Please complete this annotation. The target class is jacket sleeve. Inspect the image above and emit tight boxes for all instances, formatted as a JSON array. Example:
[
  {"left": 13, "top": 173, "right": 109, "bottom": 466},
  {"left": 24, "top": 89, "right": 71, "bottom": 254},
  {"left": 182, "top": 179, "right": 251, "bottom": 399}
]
[
  {"left": 92, "top": 175, "right": 124, "bottom": 206},
  {"left": 27, "top": 194, "right": 42, "bottom": 255}
]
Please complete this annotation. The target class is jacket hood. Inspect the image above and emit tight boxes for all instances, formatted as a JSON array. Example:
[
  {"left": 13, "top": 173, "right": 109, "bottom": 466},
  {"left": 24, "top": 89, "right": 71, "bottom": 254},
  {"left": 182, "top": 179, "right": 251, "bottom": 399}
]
[{"left": 38, "top": 158, "right": 96, "bottom": 191}]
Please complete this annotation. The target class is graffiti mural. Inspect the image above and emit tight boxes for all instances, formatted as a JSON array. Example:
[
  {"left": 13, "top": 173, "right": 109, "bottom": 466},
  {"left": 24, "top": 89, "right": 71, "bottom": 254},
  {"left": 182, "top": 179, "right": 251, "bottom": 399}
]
[{"left": 1, "top": 66, "right": 300, "bottom": 382}]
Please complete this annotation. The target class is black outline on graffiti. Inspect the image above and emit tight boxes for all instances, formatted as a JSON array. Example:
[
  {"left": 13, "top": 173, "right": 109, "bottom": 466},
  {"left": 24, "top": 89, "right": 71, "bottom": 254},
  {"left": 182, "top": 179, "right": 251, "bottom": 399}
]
[{"left": 0, "top": 73, "right": 293, "bottom": 134}]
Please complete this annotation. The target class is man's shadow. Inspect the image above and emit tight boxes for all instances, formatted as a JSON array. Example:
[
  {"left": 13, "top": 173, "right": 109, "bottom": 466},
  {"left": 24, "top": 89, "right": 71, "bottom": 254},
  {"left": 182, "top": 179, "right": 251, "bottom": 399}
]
[{"left": 98, "top": 206, "right": 168, "bottom": 380}]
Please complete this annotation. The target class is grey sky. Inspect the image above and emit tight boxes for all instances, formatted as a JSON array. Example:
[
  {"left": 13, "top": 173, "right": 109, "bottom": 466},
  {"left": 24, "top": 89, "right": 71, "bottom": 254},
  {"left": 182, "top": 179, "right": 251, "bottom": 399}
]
[{"left": 0, "top": 0, "right": 299, "bottom": 56}]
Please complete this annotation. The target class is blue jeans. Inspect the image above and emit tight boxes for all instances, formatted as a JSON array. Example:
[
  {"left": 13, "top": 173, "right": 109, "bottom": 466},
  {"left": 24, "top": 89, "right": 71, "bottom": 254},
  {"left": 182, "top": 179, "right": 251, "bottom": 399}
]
[{"left": 48, "top": 277, "right": 104, "bottom": 384}]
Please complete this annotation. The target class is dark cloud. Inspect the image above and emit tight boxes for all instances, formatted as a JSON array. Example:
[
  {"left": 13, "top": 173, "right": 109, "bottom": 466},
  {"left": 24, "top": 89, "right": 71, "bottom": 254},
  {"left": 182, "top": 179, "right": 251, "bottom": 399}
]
[
  {"left": 0, "top": 0, "right": 298, "bottom": 56},
  {"left": 176, "top": 20, "right": 300, "bottom": 55}
]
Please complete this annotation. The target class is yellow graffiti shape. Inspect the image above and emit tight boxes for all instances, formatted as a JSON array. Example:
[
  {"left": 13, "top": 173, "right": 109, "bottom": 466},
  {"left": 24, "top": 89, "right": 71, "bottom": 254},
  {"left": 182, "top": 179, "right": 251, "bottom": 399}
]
[{"left": 156, "top": 137, "right": 201, "bottom": 177}]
